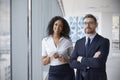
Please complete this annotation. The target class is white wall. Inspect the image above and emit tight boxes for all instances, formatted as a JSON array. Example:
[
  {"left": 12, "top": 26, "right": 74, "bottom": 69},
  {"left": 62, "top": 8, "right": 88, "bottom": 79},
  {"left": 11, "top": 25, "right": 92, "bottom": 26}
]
[{"left": 100, "top": 12, "right": 112, "bottom": 52}]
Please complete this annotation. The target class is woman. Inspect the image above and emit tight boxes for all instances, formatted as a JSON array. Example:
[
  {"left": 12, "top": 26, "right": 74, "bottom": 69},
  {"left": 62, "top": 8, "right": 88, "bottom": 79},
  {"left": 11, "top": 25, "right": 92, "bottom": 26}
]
[{"left": 42, "top": 16, "right": 75, "bottom": 80}]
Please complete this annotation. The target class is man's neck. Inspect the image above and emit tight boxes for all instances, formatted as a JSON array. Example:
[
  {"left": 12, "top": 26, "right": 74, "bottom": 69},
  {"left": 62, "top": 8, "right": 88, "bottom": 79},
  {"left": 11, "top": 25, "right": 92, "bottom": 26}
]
[{"left": 86, "top": 32, "right": 96, "bottom": 37}]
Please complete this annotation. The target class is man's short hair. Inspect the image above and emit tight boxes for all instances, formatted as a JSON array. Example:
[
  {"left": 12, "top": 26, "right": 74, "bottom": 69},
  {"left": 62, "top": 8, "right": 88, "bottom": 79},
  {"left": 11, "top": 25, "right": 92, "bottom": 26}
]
[{"left": 83, "top": 14, "right": 97, "bottom": 23}]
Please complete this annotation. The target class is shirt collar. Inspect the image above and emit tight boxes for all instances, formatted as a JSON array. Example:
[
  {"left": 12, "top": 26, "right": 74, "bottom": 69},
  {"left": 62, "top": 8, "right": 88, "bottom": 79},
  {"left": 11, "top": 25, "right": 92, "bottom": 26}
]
[
  {"left": 59, "top": 37, "right": 64, "bottom": 41},
  {"left": 85, "top": 33, "right": 97, "bottom": 43}
]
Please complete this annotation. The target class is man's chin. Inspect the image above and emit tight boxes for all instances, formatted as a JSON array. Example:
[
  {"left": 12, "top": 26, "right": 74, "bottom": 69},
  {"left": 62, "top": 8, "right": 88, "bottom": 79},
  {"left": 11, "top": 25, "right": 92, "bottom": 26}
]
[{"left": 85, "top": 31, "right": 94, "bottom": 34}]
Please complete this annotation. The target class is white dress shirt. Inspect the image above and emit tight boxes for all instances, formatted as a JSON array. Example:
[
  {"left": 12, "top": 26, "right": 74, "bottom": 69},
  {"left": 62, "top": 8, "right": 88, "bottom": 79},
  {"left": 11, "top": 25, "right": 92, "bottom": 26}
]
[
  {"left": 85, "top": 33, "right": 97, "bottom": 45},
  {"left": 42, "top": 36, "right": 73, "bottom": 66}
]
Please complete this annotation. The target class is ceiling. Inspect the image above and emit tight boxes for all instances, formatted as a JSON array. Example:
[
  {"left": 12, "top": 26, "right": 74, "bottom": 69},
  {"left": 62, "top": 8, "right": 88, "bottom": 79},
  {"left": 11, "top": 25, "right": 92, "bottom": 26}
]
[{"left": 62, "top": 0, "right": 120, "bottom": 16}]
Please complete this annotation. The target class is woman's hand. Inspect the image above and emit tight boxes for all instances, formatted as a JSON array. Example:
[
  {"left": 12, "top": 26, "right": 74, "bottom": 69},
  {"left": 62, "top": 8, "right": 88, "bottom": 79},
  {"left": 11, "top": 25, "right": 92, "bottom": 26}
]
[
  {"left": 53, "top": 53, "right": 59, "bottom": 58},
  {"left": 58, "top": 55, "right": 69, "bottom": 62},
  {"left": 49, "top": 52, "right": 59, "bottom": 58},
  {"left": 42, "top": 52, "right": 59, "bottom": 65},
  {"left": 42, "top": 56, "right": 50, "bottom": 65}
]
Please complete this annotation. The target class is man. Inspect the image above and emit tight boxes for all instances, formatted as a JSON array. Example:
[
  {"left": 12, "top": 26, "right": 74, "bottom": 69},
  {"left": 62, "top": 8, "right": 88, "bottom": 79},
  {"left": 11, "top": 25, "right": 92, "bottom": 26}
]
[{"left": 70, "top": 14, "right": 110, "bottom": 80}]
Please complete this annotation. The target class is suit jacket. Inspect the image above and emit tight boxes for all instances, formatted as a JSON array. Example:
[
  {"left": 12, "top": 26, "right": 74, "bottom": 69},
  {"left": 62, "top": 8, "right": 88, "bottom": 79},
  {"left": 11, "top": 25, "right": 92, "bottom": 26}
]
[{"left": 70, "top": 34, "right": 110, "bottom": 80}]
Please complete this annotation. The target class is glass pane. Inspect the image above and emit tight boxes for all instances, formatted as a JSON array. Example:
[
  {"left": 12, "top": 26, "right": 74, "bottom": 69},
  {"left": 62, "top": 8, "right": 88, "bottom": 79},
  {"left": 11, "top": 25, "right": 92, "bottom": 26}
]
[
  {"left": 0, "top": 0, "right": 11, "bottom": 80},
  {"left": 112, "top": 16, "right": 120, "bottom": 50},
  {"left": 64, "top": 16, "right": 85, "bottom": 43}
]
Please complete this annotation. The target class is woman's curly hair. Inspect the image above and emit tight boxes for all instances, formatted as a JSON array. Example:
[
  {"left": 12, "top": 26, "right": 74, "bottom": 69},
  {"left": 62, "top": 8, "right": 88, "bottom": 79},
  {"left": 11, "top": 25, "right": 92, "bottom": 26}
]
[{"left": 47, "top": 16, "right": 70, "bottom": 39}]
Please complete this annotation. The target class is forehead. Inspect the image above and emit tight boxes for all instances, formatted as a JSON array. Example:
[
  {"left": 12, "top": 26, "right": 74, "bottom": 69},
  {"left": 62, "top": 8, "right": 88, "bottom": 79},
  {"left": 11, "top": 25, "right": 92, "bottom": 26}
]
[
  {"left": 83, "top": 18, "right": 95, "bottom": 22},
  {"left": 54, "top": 19, "right": 63, "bottom": 23}
]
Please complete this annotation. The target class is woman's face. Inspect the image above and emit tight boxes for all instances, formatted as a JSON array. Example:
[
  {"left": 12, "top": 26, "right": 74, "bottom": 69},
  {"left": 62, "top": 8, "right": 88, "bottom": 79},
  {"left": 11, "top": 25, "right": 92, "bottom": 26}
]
[{"left": 53, "top": 20, "right": 63, "bottom": 35}]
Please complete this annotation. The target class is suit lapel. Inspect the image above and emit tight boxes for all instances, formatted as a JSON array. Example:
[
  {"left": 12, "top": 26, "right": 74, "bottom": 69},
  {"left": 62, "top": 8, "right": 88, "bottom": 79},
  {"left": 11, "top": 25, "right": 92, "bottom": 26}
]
[
  {"left": 81, "top": 37, "right": 86, "bottom": 57},
  {"left": 87, "top": 34, "right": 100, "bottom": 57}
]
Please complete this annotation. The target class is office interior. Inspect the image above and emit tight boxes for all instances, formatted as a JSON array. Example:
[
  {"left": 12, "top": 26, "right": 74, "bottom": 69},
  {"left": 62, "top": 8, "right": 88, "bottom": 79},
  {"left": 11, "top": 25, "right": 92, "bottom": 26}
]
[{"left": 0, "top": 0, "right": 120, "bottom": 80}]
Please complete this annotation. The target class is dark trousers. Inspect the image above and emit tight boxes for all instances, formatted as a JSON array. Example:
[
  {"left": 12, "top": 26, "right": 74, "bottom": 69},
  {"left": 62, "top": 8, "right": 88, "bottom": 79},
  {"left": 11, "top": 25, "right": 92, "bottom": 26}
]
[{"left": 48, "top": 64, "right": 75, "bottom": 80}]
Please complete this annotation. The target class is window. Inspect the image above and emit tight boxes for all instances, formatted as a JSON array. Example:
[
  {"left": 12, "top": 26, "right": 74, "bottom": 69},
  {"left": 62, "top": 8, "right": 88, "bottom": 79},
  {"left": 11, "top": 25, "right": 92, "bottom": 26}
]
[
  {"left": 65, "top": 16, "right": 85, "bottom": 42},
  {"left": 112, "top": 16, "right": 120, "bottom": 50},
  {"left": 0, "top": 0, "right": 11, "bottom": 80}
]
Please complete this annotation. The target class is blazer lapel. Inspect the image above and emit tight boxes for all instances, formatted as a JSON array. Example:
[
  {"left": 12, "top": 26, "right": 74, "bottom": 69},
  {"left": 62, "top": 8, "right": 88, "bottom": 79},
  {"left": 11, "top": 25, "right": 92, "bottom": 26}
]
[
  {"left": 87, "top": 34, "right": 100, "bottom": 57},
  {"left": 81, "top": 37, "right": 86, "bottom": 57}
]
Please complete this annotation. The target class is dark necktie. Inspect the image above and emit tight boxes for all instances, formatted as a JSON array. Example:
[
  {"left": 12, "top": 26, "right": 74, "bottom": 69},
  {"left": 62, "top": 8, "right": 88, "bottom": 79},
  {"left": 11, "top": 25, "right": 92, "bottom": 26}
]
[
  {"left": 81, "top": 38, "right": 91, "bottom": 80},
  {"left": 86, "top": 37, "right": 91, "bottom": 56}
]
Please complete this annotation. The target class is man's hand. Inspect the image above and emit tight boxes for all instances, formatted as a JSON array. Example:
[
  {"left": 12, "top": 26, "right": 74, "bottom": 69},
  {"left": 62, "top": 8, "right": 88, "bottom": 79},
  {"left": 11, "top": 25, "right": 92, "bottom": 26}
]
[
  {"left": 77, "top": 56, "right": 82, "bottom": 62},
  {"left": 93, "top": 51, "right": 101, "bottom": 58}
]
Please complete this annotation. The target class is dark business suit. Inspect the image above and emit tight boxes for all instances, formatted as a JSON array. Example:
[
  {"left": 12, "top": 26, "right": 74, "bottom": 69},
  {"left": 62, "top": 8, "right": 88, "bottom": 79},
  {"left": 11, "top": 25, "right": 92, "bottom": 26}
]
[{"left": 70, "top": 34, "right": 110, "bottom": 80}]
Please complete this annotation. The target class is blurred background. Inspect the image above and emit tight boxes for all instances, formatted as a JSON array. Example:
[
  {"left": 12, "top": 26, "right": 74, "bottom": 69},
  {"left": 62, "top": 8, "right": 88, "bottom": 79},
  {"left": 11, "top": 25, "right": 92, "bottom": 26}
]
[{"left": 0, "top": 0, "right": 120, "bottom": 80}]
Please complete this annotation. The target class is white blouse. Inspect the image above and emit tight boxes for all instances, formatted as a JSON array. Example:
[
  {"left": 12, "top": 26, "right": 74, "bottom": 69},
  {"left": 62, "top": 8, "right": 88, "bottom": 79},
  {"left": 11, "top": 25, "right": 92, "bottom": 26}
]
[{"left": 42, "top": 36, "right": 73, "bottom": 66}]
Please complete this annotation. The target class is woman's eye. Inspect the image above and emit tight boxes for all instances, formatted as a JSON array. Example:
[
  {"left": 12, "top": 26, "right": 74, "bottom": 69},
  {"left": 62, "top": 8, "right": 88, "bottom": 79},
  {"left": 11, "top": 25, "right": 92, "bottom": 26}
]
[{"left": 55, "top": 23, "right": 57, "bottom": 26}]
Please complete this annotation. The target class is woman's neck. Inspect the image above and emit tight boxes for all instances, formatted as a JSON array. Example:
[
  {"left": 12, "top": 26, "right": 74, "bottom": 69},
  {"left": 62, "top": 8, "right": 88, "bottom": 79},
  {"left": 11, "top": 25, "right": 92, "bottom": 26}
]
[{"left": 53, "top": 33, "right": 60, "bottom": 39}]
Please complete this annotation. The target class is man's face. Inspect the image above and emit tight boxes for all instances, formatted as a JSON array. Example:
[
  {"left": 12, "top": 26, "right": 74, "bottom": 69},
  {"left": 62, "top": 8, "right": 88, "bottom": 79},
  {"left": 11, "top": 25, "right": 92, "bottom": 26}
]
[{"left": 83, "top": 18, "right": 97, "bottom": 34}]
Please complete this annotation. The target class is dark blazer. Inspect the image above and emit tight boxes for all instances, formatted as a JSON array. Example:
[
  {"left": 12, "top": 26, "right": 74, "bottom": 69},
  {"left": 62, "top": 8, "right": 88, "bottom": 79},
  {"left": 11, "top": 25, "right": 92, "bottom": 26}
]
[{"left": 70, "top": 34, "right": 110, "bottom": 80}]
